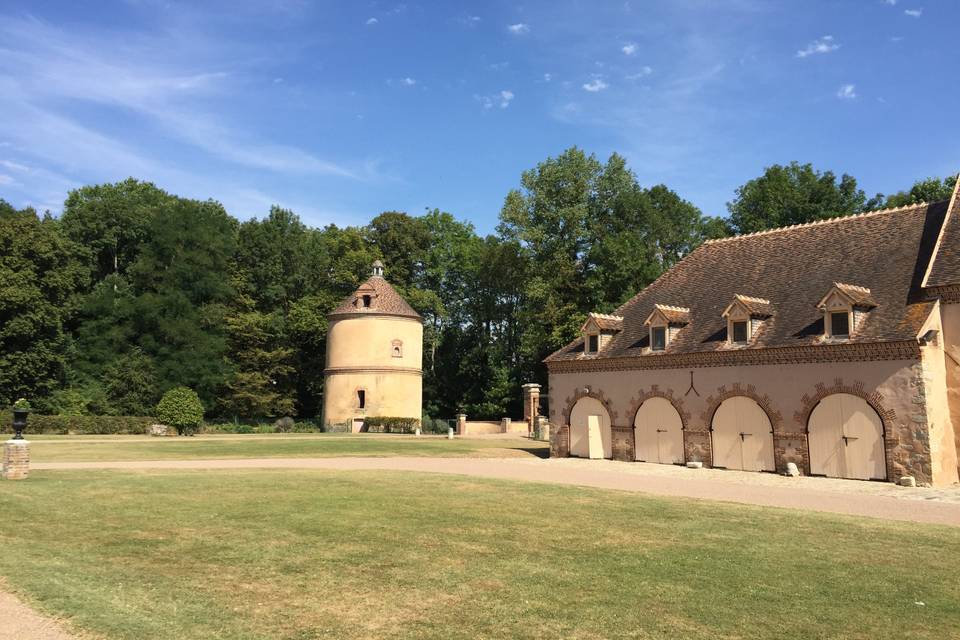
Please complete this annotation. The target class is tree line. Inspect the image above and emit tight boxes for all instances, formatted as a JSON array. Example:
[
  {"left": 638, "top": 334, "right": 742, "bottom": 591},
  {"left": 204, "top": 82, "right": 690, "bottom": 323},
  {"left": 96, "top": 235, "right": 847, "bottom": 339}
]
[{"left": 1, "top": 148, "right": 953, "bottom": 420}]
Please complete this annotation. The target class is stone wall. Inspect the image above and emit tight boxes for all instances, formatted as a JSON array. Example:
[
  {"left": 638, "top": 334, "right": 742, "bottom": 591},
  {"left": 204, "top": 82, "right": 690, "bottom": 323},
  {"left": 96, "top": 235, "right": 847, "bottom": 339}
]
[
  {"left": 2, "top": 440, "right": 29, "bottom": 480},
  {"left": 548, "top": 356, "right": 951, "bottom": 485}
]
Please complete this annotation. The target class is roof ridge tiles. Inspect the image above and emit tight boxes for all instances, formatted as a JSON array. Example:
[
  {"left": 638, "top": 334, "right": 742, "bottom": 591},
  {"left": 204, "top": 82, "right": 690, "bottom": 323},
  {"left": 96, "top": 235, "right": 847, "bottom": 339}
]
[{"left": 703, "top": 200, "right": 937, "bottom": 245}]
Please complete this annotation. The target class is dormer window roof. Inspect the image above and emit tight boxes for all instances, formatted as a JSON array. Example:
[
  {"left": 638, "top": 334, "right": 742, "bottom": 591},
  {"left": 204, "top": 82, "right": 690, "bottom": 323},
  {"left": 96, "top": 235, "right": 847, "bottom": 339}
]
[
  {"left": 581, "top": 312, "right": 624, "bottom": 333},
  {"left": 721, "top": 294, "right": 772, "bottom": 319},
  {"left": 643, "top": 304, "right": 690, "bottom": 327},
  {"left": 816, "top": 283, "right": 877, "bottom": 311},
  {"left": 354, "top": 283, "right": 378, "bottom": 310}
]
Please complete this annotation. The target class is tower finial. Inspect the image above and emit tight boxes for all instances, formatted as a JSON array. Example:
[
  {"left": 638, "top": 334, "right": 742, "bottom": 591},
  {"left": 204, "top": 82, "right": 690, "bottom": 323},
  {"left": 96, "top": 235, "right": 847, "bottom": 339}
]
[{"left": 372, "top": 259, "right": 384, "bottom": 277}]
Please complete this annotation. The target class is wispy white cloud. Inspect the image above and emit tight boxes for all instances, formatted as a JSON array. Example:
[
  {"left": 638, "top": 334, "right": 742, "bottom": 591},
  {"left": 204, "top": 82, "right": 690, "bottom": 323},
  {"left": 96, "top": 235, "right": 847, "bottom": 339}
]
[
  {"left": 0, "top": 159, "right": 30, "bottom": 172},
  {"left": 542, "top": 73, "right": 553, "bottom": 82},
  {"left": 0, "top": 174, "right": 14, "bottom": 185},
  {"left": 507, "top": 23, "right": 529, "bottom": 35},
  {"left": 883, "top": 0, "right": 897, "bottom": 5},
  {"left": 836, "top": 84, "right": 857, "bottom": 99},
  {"left": 476, "top": 90, "right": 515, "bottom": 109},
  {"left": 365, "top": 17, "right": 378, "bottom": 25},
  {"left": 904, "top": 8, "right": 922, "bottom": 17},
  {"left": 582, "top": 77, "right": 608, "bottom": 92},
  {"left": 625, "top": 66, "right": 653, "bottom": 80},
  {"left": 0, "top": 16, "right": 358, "bottom": 180},
  {"left": 622, "top": 42, "right": 637, "bottom": 55},
  {"left": 400, "top": 77, "right": 417, "bottom": 86},
  {"left": 796, "top": 35, "right": 839, "bottom": 58}
]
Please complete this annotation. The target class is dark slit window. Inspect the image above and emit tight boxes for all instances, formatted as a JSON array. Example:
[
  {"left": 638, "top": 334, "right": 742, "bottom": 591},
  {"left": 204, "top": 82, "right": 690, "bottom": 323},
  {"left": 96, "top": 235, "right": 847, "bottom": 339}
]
[
  {"left": 651, "top": 326, "right": 666, "bottom": 351},
  {"left": 831, "top": 312, "right": 849, "bottom": 336},
  {"left": 732, "top": 321, "right": 748, "bottom": 343},
  {"left": 588, "top": 334, "right": 599, "bottom": 352},
  {"left": 357, "top": 389, "right": 366, "bottom": 408},
  {"left": 362, "top": 295, "right": 372, "bottom": 308}
]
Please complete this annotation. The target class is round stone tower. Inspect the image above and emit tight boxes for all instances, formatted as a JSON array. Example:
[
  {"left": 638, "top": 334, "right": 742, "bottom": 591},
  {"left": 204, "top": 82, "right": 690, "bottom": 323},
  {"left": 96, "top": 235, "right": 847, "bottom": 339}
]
[{"left": 322, "top": 260, "right": 423, "bottom": 431}]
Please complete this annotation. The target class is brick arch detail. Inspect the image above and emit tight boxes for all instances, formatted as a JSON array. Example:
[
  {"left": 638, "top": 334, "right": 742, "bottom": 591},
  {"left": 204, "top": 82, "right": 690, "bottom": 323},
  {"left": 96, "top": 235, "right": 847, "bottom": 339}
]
[
  {"left": 626, "top": 386, "right": 691, "bottom": 431},
  {"left": 700, "top": 382, "right": 783, "bottom": 432},
  {"left": 793, "top": 378, "right": 896, "bottom": 437},
  {"left": 561, "top": 387, "right": 618, "bottom": 426}
]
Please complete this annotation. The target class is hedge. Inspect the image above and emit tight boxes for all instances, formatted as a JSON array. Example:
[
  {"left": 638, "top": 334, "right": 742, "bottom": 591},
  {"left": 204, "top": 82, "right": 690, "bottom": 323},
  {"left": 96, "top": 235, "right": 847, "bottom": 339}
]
[
  {"left": 363, "top": 416, "right": 420, "bottom": 434},
  {"left": 1, "top": 413, "right": 154, "bottom": 435}
]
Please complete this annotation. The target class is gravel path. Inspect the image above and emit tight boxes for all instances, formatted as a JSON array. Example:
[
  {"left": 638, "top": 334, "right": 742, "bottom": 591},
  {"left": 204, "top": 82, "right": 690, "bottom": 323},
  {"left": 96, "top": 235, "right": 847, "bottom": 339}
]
[
  {"left": 33, "top": 456, "right": 960, "bottom": 527},
  {"left": 0, "top": 585, "right": 78, "bottom": 640}
]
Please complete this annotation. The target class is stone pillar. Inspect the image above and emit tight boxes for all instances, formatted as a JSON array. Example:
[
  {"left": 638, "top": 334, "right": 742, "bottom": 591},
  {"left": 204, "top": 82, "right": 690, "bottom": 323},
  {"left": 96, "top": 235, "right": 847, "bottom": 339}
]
[
  {"left": 3, "top": 440, "right": 29, "bottom": 480},
  {"left": 456, "top": 414, "right": 467, "bottom": 436},
  {"left": 535, "top": 416, "right": 551, "bottom": 441},
  {"left": 522, "top": 383, "right": 542, "bottom": 435}
]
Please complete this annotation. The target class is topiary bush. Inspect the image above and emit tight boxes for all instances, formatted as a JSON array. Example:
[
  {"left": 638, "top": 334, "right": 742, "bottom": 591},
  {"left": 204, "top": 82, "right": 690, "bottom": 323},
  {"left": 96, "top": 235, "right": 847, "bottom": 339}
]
[{"left": 155, "top": 387, "right": 205, "bottom": 436}]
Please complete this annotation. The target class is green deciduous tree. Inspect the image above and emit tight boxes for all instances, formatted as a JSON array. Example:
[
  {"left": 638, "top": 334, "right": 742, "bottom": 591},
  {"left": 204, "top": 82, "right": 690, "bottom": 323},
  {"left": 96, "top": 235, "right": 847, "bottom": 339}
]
[
  {"left": 0, "top": 202, "right": 87, "bottom": 409},
  {"left": 727, "top": 162, "right": 866, "bottom": 234}
]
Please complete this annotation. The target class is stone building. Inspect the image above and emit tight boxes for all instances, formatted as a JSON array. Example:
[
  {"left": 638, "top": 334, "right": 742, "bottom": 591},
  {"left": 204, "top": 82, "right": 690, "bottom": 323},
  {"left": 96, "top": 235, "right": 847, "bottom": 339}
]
[
  {"left": 323, "top": 261, "right": 423, "bottom": 431},
  {"left": 546, "top": 178, "right": 960, "bottom": 486}
]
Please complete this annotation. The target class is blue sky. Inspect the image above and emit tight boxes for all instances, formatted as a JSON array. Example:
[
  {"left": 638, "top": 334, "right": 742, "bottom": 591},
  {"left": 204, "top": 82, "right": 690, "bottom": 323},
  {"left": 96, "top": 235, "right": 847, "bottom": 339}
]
[{"left": 0, "top": 1, "right": 957, "bottom": 234}]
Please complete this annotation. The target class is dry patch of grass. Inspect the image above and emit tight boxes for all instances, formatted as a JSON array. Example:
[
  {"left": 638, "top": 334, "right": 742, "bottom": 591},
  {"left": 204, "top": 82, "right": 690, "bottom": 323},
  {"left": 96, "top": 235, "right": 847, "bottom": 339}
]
[{"left": 0, "top": 470, "right": 958, "bottom": 639}]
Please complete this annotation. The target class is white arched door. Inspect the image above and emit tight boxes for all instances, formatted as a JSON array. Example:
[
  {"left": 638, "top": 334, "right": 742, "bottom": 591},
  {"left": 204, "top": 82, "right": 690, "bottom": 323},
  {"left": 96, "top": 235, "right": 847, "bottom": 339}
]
[
  {"left": 634, "top": 397, "right": 684, "bottom": 464},
  {"left": 569, "top": 397, "right": 612, "bottom": 459},
  {"left": 808, "top": 393, "right": 886, "bottom": 480},
  {"left": 711, "top": 396, "right": 775, "bottom": 472}
]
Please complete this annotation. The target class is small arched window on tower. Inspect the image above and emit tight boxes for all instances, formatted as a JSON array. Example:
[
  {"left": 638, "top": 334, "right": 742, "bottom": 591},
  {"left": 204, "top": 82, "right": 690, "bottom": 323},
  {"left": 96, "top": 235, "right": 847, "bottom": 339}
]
[
  {"left": 357, "top": 389, "right": 366, "bottom": 409},
  {"left": 362, "top": 295, "right": 372, "bottom": 308},
  {"left": 392, "top": 340, "right": 403, "bottom": 358}
]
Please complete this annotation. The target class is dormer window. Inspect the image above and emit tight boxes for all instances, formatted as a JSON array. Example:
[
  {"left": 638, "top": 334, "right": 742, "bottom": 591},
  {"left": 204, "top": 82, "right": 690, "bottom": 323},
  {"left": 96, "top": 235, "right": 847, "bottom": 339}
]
[
  {"left": 581, "top": 313, "right": 624, "bottom": 355},
  {"left": 643, "top": 305, "right": 690, "bottom": 353},
  {"left": 362, "top": 295, "right": 372, "bottom": 308},
  {"left": 721, "top": 295, "right": 772, "bottom": 346},
  {"left": 817, "top": 283, "right": 876, "bottom": 340}
]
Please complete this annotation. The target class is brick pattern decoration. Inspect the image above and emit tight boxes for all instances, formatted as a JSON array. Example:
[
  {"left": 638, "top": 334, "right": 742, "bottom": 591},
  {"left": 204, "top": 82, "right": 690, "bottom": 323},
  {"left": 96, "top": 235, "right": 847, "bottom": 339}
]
[
  {"left": 611, "top": 425, "right": 634, "bottom": 461},
  {"left": 700, "top": 382, "right": 785, "bottom": 471},
  {"left": 560, "top": 387, "right": 619, "bottom": 427},
  {"left": 2, "top": 441, "right": 29, "bottom": 480},
  {"left": 792, "top": 377, "right": 908, "bottom": 481},
  {"left": 550, "top": 423, "right": 570, "bottom": 458},
  {"left": 625, "top": 385, "right": 691, "bottom": 431},
  {"left": 926, "top": 285, "right": 960, "bottom": 303},
  {"left": 547, "top": 340, "right": 921, "bottom": 373}
]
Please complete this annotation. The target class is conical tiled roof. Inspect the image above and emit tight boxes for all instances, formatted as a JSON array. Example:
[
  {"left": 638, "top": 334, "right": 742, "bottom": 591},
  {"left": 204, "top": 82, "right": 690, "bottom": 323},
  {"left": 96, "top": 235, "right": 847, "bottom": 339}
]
[{"left": 329, "top": 269, "right": 422, "bottom": 320}]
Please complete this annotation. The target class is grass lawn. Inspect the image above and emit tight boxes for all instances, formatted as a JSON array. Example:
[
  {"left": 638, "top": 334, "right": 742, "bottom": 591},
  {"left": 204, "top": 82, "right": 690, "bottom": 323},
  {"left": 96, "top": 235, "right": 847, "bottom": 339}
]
[
  {"left": 0, "top": 470, "right": 958, "bottom": 639},
  {"left": 23, "top": 433, "right": 548, "bottom": 463}
]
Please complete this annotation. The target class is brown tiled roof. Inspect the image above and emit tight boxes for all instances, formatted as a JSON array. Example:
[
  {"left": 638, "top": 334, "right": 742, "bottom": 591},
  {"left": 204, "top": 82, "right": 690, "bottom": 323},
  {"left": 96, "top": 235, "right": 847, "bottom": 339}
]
[
  {"left": 546, "top": 200, "right": 948, "bottom": 363},
  {"left": 329, "top": 275, "right": 422, "bottom": 320},
  {"left": 924, "top": 179, "right": 960, "bottom": 288},
  {"left": 583, "top": 313, "right": 624, "bottom": 332}
]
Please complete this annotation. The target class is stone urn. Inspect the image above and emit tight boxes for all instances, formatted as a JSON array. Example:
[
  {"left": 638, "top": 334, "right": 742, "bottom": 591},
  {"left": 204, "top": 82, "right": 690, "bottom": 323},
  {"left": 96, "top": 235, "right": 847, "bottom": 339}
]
[{"left": 11, "top": 409, "right": 28, "bottom": 440}]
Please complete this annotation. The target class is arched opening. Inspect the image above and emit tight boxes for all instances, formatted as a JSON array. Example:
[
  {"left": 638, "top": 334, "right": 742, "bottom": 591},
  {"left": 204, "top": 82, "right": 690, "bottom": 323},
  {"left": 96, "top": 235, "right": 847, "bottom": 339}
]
[
  {"left": 569, "top": 397, "right": 612, "bottom": 459},
  {"left": 710, "top": 396, "right": 775, "bottom": 472},
  {"left": 807, "top": 393, "right": 886, "bottom": 480},
  {"left": 634, "top": 397, "right": 684, "bottom": 464}
]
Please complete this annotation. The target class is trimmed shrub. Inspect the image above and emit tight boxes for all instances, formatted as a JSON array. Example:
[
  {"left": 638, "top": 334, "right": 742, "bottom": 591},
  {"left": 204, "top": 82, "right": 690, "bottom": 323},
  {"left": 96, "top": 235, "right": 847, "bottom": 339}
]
[
  {"left": 363, "top": 416, "right": 419, "bottom": 434},
  {"left": 1, "top": 412, "right": 154, "bottom": 435},
  {"left": 274, "top": 417, "right": 295, "bottom": 433},
  {"left": 155, "top": 387, "right": 204, "bottom": 436},
  {"left": 421, "top": 415, "right": 451, "bottom": 434},
  {"left": 321, "top": 422, "right": 352, "bottom": 433}
]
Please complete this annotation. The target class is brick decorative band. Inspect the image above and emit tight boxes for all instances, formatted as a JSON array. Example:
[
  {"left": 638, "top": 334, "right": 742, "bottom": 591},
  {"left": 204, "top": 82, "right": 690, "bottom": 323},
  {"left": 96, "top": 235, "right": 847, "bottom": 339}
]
[{"left": 546, "top": 340, "right": 920, "bottom": 373}]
